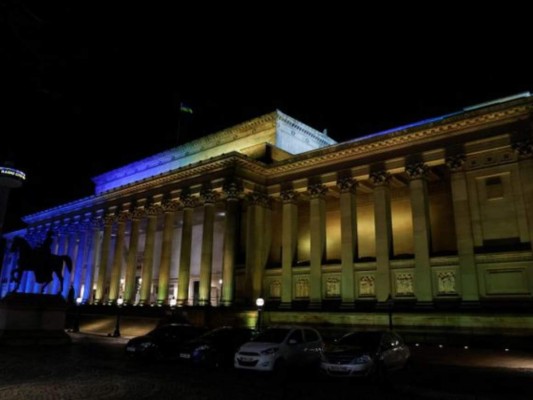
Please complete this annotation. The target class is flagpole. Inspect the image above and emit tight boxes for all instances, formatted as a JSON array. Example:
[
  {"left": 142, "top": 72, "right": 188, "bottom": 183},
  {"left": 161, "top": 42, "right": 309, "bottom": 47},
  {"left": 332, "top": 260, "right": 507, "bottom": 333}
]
[
  {"left": 177, "top": 105, "right": 182, "bottom": 146},
  {"left": 177, "top": 102, "right": 193, "bottom": 146}
]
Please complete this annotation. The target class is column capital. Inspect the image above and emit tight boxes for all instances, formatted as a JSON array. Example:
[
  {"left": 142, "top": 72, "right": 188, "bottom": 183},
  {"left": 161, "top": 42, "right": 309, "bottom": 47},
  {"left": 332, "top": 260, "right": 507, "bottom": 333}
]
[
  {"left": 246, "top": 191, "right": 270, "bottom": 207},
  {"left": 512, "top": 140, "right": 533, "bottom": 159},
  {"left": 131, "top": 208, "right": 146, "bottom": 220},
  {"left": 223, "top": 180, "right": 243, "bottom": 201},
  {"left": 117, "top": 211, "right": 130, "bottom": 223},
  {"left": 146, "top": 204, "right": 163, "bottom": 216},
  {"left": 200, "top": 188, "right": 219, "bottom": 205},
  {"left": 337, "top": 177, "right": 357, "bottom": 193},
  {"left": 445, "top": 154, "right": 467, "bottom": 172},
  {"left": 280, "top": 189, "right": 299, "bottom": 204},
  {"left": 103, "top": 214, "right": 116, "bottom": 226},
  {"left": 370, "top": 171, "right": 391, "bottom": 186},
  {"left": 405, "top": 162, "right": 429, "bottom": 180},
  {"left": 162, "top": 200, "right": 180, "bottom": 213},
  {"left": 90, "top": 216, "right": 104, "bottom": 230},
  {"left": 180, "top": 192, "right": 197, "bottom": 209},
  {"left": 308, "top": 183, "right": 328, "bottom": 198}
]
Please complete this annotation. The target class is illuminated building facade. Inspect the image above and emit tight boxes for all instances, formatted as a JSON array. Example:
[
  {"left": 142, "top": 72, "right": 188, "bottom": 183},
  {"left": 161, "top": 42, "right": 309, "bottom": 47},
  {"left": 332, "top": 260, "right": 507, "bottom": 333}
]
[{"left": 1, "top": 95, "right": 533, "bottom": 320}]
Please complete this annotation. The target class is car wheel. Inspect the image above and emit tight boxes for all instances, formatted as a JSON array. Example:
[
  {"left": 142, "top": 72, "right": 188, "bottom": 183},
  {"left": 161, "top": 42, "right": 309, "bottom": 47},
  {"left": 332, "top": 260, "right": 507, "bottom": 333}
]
[
  {"left": 273, "top": 358, "right": 288, "bottom": 382},
  {"left": 208, "top": 353, "right": 223, "bottom": 369},
  {"left": 371, "top": 361, "right": 386, "bottom": 384}
]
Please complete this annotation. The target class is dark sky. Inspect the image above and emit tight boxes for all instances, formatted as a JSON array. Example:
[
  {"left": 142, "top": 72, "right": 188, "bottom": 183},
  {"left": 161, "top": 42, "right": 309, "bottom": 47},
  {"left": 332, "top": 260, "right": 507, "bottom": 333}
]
[{"left": 1, "top": 2, "right": 532, "bottom": 232}]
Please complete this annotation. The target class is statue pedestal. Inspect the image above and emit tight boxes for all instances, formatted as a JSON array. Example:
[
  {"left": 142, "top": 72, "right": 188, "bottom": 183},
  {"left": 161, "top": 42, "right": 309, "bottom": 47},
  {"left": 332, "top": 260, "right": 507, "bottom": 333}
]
[{"left": 0, "top": 293, "right": 71, "bottom": 345}]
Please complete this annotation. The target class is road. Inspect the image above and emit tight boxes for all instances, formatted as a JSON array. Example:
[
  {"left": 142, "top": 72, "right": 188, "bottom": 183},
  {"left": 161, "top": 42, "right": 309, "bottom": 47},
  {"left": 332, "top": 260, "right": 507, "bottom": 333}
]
[{"left": 0, "top": 333, "right": 531, "bottom": 400}]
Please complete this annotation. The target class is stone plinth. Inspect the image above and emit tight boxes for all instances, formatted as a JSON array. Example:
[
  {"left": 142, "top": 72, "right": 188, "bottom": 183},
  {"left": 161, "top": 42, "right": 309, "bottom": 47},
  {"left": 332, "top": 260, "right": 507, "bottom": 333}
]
[{"left": 0, "top": 293, "right": 71, "bottom": 345}]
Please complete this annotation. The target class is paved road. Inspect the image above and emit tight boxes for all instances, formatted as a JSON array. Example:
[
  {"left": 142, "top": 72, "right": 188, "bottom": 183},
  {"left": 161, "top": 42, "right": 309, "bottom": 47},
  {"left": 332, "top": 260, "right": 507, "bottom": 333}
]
[{"left": 0, "top": 333, "right": 531, "bottom": 400}]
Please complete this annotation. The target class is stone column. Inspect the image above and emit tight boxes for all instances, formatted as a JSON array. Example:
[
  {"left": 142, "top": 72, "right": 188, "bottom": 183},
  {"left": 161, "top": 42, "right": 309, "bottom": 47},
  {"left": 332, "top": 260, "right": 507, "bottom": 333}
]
[
  {"left": 72, "top": 216, "right": 90, "bottom": 299},
  {"left": 245, "top": 192, "right": 268, "bottom": 303},
  {"left": 124, "top": 207, "right": 145, "bottom": 305},
  {"left": 61, "top": 223, "right": 78, "bottom": 298},
  {"left": 53, "top": 224, "right": 71, "bottom": 295},
  {"left": 308, "top": 183, "right": 328, "bottom": 308},
  {"left": 371, "top": 171, "right": 393, "bottom": 302},
  {"left": 84, "top": 213, "right": 103, "bottom": 303},
  {"left": 109, "top": 208, "right": 129, "bottom": 304},
  {"left": 338, "top": 177, "right": 357, "bottom": 307},
  {"left": 513, "top": 140, "right": 533, "bottom": 251},
  {"left": 199, "top": 187, "right": 218, "bottom": 306},
  {"left": 177, "top": 192, "right": 196, "bottom": 306},
  {"left": 221, "top": 181, "right": 241, "bottom": 306},
  {"left": 95, "top": 212, "right": 115, "bottom": 304},
  {"left": 407, "top": 163, "right": 433, "bottom": 305},
  {"left": 157, "top": 200, "right": 179, "bottom": 305},
  {"left": 280, "top": 190, "right": 298, "bottom": 308},
  {"left": 140, "top": 204, "right": 161, "bottom": 305},
  {"left": 446, "top": 154, "right": 479, "bottom": 303}
]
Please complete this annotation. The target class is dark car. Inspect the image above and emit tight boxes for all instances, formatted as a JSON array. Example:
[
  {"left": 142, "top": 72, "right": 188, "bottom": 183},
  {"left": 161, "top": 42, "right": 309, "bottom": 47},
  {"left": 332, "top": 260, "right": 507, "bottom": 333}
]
[
  {"left": 178, "top": 326, "right": 256, "bottom": 368},
  {"left": 320, "top": 331, "right": 410, "bottom": 378},
  {"left": 125, "top": 324, "right": 206, "bottom": 360}
]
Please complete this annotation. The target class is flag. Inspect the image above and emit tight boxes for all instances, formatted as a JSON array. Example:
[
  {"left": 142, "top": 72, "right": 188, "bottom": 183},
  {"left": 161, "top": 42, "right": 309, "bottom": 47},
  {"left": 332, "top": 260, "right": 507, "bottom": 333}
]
[{"left": 180, "top": 102, "right": 193, "bottom": 114}]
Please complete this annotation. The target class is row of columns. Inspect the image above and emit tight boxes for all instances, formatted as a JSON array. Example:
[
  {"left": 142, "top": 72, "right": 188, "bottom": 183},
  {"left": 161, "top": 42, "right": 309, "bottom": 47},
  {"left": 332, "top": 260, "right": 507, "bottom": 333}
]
[
  {"left": 3, "top": 139, "right": 531, "bottom": 307},
  {"left": 276, "top": 160, "right": 468, "bottom": 306}
]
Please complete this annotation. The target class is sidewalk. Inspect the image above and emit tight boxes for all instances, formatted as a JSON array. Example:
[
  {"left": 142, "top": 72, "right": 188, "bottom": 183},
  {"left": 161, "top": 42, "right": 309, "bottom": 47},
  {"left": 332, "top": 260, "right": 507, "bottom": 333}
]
[{"left": 410, "top": 343, "right": 533, "bottom": 370}]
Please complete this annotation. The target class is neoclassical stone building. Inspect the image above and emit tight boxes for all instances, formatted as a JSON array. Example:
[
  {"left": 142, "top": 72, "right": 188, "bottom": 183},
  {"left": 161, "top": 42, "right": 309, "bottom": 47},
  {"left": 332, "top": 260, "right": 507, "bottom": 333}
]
[{"left": 2, "top": 94, "right": 533, "bottom": 315}]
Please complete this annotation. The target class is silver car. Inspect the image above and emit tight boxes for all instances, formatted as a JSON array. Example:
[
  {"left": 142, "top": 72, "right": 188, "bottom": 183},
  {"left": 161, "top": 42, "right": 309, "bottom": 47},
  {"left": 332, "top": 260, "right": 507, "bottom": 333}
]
[
  {"left": 320, "top": 331, "right": 410, "bottom": 378},
  {"left": 234, "top": 326, "right": 324, "bottom": 372}
]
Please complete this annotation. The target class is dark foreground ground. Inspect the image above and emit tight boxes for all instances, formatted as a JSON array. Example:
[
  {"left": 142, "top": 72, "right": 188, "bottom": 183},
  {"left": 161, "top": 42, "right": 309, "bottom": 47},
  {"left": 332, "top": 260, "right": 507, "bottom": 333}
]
[{"left": 0, "top": 333, "right": 532, "bottom": 400}]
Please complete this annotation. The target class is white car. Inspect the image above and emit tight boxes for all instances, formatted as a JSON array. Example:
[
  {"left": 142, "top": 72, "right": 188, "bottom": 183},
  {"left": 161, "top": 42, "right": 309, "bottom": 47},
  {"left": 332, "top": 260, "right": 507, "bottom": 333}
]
[{"left": 234, "top": 326, "right": 324, "bottom": 372}]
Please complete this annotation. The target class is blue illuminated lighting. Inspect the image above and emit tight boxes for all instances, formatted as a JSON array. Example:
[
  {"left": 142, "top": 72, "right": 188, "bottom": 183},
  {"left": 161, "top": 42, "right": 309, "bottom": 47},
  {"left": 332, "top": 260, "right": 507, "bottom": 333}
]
[{"left": 347, "top": 92, "right": 531, "bottom": 144}]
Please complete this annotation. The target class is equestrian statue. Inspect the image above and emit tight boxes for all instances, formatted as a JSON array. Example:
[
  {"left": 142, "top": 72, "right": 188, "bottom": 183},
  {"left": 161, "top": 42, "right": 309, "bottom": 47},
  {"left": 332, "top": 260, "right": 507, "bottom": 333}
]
[{"left": 9, "top": 230, "right": 72, "bottom": 294}]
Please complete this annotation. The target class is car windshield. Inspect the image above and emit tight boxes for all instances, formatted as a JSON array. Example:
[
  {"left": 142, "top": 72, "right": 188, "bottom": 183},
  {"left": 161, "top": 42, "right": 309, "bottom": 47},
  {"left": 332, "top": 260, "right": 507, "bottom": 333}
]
[
  {"left": 336, "top": 332, "right": 381, "bottom": 351},
  {"left": 149, "top": 325, "right": 198, "bottom": 339},
  {"left": 199, "top": 328, "right": 230, "bottom": 340},
  {"left": 252, "top": 328, "right": 290, "bottom": 343}
]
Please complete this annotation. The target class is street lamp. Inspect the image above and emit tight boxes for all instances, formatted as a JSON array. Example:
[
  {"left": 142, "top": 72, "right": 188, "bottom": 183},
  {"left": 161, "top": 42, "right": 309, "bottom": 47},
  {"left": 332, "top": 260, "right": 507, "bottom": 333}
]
[
  {"left": 169, "top": 296, "right": 177, "bottom": 308},
  {"left": 112, "top": 296, "right": 124, "bottom": 338},
  {"left": 73, "top": 297, "right": 82, "bottom": 333},
  {"left": 218, "top": 279, "right": 223, "bottom": 306},
  {"left": 256, "top": 297, "right": 264, "bottom": 332},
  {"left": 386, "top": 294, "right": 394, "bottom": 331}
]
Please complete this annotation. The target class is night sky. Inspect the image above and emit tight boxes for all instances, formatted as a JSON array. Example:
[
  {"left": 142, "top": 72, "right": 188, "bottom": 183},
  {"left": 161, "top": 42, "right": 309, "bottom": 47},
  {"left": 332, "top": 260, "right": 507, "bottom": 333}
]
[{"left": 1, "top": 3, "right": 532, "bottom": 232}]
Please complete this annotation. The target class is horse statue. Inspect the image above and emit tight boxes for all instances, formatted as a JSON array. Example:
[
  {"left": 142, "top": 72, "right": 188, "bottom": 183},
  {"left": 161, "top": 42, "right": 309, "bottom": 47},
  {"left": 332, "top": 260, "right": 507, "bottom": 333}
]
[{"left": 9, "top": 236, "right": 73, "bottom": 294}]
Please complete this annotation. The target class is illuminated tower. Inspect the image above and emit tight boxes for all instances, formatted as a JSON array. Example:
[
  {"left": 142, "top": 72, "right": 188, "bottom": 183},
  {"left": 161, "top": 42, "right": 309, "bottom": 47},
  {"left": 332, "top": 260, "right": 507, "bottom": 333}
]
[{"left": 0, "top": 162, "right": 26, "bottom": 235}]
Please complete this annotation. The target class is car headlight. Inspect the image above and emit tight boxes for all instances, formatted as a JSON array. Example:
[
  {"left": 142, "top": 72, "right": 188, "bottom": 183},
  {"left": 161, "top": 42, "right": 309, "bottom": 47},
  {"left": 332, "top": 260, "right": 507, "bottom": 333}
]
[
  {"left": 193, "top": 344, "right": 210, "bottom": 355},
  {"left": 260, "top": 347, "right": 279, "bottom": 355}
]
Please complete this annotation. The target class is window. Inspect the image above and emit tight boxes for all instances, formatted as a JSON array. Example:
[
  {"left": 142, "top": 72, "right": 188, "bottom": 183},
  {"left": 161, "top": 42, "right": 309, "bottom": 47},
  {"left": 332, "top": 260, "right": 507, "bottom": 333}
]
[{"left": 486, "top": 176, "right": 503, "bottom": 199}]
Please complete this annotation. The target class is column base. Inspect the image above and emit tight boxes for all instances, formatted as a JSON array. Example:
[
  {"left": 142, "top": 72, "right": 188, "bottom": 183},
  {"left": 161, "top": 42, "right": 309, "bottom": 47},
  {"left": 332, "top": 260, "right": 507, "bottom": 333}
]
[
  {"left": 308, "top": 300, "right": 322, "bottom": 310},
  {"left": 415, "top": 301, "right": 434, "bottom": 310},
  {"left": 460, "top": 300, "right": 481, "bottom": 310},
  {"left": 340, "top": 301, "right": 355, "bottom": 310}
]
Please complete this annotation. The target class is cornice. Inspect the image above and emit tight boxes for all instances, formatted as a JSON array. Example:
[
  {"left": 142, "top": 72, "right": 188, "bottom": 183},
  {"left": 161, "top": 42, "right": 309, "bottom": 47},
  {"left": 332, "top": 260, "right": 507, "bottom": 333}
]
[
  {"left": 20, "top": 101, "right": 532, "bottom": 227},
  {"left": 266, "top": 103, "right": 532, "bottom": 177}
]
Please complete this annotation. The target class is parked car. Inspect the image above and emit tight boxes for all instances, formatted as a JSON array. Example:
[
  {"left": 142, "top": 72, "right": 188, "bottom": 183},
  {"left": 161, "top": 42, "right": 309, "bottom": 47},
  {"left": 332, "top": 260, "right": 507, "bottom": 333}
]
[
  {"left": 320, "top": 330, "right": 410, "bottom": 378},
  {"left": 125, "top": 323, "right": 206, "bottom": 360},
  {"left": 234, "top": 326, "right": 324, "bottom": 372},
  {"left": 177, "top": 326, "right": 256, "bottom": 368}
]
